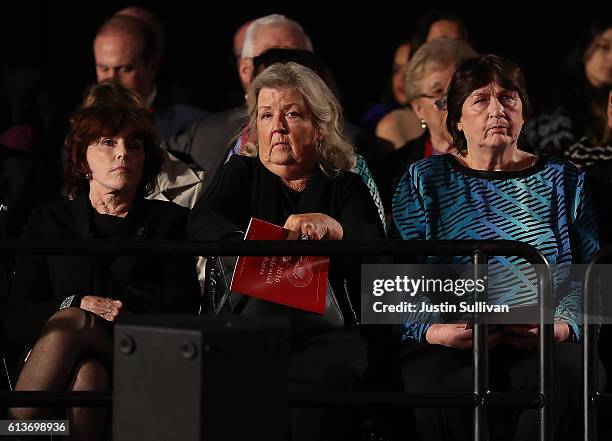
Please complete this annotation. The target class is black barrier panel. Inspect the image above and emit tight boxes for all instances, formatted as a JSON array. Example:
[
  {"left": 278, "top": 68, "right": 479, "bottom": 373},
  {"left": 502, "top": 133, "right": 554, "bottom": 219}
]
[
  {"left": 113, "top": 315, "right": 288, "bottom": 441},
  {"left": 0, "top": 239, "right": 554, "bottom": 441},
  {"left": 583, "top": 244, "right": 612, "bottom": 441}
]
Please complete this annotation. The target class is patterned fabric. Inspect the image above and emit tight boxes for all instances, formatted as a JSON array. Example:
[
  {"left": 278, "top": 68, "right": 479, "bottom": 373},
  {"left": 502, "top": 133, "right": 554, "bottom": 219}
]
[
  {"left": 353, "top": 153, "right": 387, "bottom": 232},
  {"left": 523, "top": 108, "right": 575, "bottom": 157},
  {"left": 565, "top": 137, "right": 612, "bottom": 169},
  {"left": 391, "top": 154, "right": 599, "bottom": 343}
]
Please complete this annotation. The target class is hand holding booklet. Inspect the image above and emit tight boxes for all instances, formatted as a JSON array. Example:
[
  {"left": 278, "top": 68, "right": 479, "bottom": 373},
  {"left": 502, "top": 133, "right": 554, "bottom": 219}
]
[{"left": 229, "top": 217, "right": 329, "bottom": 314}]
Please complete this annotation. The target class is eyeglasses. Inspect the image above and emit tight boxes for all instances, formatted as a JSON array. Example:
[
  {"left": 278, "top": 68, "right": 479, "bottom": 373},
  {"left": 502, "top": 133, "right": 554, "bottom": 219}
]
[{"left": 419, "top": 94, "right": 448, "bottom": 111}]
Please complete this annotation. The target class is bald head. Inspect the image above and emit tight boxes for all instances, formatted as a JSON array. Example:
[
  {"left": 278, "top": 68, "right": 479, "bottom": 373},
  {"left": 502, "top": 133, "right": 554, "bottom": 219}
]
[
  {"left": 115, "top": 6, "right": 165, "bottom": 60},
  {"left": 93, "top": 15, "right": 158, "bottom": 99},
  {"left": 238, "top": 14, "right": 312, "bottom": 91}
]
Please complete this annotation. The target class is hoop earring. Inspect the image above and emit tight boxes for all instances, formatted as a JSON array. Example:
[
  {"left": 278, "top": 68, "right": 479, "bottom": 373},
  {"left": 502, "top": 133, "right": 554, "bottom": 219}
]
[{"left": 420, "top": 119, "right": 427, "bottom": 130}]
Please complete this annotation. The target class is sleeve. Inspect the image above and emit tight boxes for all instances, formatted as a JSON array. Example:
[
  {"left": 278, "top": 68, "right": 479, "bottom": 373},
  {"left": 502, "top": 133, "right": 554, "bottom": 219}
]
[
  {"left": 390, "top": 164, "right": 427, "bottom": 241},
  {"left": 555, "top": 170, "right": 600, "bottom": 342},
  {"left": 187, "top": 155, "right": 252, "bottom": 240},
  {"left": 339, "top": 173, "right": 386, "bottom": 241},
  {"left": 351, "top": 154, "right": 387, "bottom": 233},
  {"left": 390, "top": 166, "right": 437, "bottom": 343},
  {"left": 3, "top": 206, "right": 64, "bottom": 345}
]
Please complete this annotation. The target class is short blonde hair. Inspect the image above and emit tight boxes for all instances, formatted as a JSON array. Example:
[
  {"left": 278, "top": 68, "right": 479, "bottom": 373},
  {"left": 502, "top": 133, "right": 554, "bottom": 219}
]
[
  {"left": 405, "top": 37, "right": 477, "bottom": 102},
  {"left": 244, "top": 62, "right": 354, "bottom": 174}
]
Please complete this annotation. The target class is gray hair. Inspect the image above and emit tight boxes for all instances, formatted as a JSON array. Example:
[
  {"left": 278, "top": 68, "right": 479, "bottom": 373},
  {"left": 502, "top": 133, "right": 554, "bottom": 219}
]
[
  {"left": 405, "top": 37, "right": 477, "bottom": 102},
  {"left": 241, "top": 14, "right": 313, "bottom": 59},
  {"left": 244, "top": 62, "right": 354, "bottom": 174}
]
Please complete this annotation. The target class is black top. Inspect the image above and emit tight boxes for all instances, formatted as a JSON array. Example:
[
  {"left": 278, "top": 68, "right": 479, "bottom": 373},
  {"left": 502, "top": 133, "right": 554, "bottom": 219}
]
[
  {"left": 373, "top": 133, "right": 427, "bottom": 214},
  {"left": 585, "top": 159, "right": 612, "bottom": 246},
  {"left": 188, "top": 155, "right": 384, "bottom": 240},
  {"left": 4, "top": 196, "right": 200, "bottom": 345},
  {"left": 188, "top": 155, "right": 385, "bottom": 241},
  {"left": 188, "top": 155, "right": 386, "bottom": 325}
]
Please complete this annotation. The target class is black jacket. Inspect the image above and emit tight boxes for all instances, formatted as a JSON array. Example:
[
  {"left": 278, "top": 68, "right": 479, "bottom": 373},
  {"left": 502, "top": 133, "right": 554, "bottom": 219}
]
[
  {"left": 4, "top": 196, "right": 200, "bottom": 345},
  {"left": 188, "top": 155, "right": 386, "bottom": 328}
]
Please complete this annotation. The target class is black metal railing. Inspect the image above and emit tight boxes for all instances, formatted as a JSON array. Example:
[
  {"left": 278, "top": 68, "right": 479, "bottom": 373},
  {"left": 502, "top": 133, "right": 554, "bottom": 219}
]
[
  {"left": 0, "top": 239, "right": 554, "bottom": 441},
  {"left": 583, "top": 243, "right": 612, "bottom": 441}
]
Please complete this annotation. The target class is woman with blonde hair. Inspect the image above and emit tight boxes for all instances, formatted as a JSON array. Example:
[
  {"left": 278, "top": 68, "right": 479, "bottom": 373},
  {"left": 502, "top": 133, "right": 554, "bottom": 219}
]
[{"left": 189, "top": 62, "right": 385, "bottom": 440}]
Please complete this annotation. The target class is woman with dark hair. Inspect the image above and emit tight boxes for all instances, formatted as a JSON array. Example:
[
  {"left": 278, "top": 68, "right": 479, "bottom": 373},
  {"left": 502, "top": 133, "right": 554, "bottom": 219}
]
[
  {"left": 525, "top": 22, "right": 612, "bottom": 164},
  {"left": 392, "top": 54, "right": 601, "bottom": 440},
  {"left": 4, "top": 82, "right": 200, "bottom": 441}
]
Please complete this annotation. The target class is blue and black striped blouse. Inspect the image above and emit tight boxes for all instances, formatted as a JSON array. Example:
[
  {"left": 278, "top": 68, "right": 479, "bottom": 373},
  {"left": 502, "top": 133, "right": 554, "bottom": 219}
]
[{"left": 391, "top": 154, "right": 599, "bottom": 343}]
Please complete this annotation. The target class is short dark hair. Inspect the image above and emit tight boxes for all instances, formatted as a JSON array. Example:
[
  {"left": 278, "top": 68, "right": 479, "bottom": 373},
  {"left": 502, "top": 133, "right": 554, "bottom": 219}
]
[
  {"left": 63, "top": 82, "right": 162, "bottom": 198},
  {"left": 411, "top": 10, "right": 470, "bottom": 52},
  {"left": 446, "top": 54, "right": 531, "bottom": 151}
]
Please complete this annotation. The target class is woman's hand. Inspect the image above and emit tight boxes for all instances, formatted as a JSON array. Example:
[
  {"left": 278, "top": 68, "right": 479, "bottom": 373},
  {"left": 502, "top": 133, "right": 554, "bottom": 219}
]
[
  {"left": 284, "top": 213, "right": 343, "bottom": 240},
  {"left": 80, "top": 296, "right": 123, "bottom": 322},
  {"left": 501, "top": 320, "right": 571, "bottom": 348},
  {"left": 425, "top": 323, "right": 502, "bottom": 349}
]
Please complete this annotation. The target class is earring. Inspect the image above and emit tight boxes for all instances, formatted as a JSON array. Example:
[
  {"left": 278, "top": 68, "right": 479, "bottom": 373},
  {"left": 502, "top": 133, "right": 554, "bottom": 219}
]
[
  {"left": 85, "top": 172, "right": 92, "bottom": 180},
  {"left": 420, "top": 119, "right": 427, "bottom": 129}
]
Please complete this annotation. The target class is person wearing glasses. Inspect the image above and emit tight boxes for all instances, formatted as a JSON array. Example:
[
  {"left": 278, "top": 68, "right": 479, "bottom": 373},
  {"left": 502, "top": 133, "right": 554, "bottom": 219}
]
[
  {"left": 391, "top": 54, "right": 601, "bottom": 441},
  {"left": 374, "top": 37, "right": 477, "bottom": 215}
]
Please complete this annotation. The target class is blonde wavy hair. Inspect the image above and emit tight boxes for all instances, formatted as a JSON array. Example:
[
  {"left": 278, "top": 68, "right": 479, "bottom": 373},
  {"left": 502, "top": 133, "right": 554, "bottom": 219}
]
[
  {"left": 405, "top": 37, "right": 477, "bottom": 103},
  {"left": 243, "top": 62, "right": 354, "bottom": 174}
]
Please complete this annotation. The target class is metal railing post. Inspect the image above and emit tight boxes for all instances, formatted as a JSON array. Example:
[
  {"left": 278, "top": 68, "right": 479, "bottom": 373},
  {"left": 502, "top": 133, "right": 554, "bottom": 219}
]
[
  {"left": 537, "top": 264, "right": 554, "bottom": 441},
  {"left": 582, "top": 244, "right": 612, "bottom": 441},
  {"left": 473, "top": 251, "right": 488, "bottom": 441}
]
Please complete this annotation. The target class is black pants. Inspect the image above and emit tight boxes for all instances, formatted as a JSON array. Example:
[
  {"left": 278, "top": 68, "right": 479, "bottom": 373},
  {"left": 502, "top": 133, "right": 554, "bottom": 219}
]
[{"left": 400, "top": 342, "right": 605, "bottom": 441}]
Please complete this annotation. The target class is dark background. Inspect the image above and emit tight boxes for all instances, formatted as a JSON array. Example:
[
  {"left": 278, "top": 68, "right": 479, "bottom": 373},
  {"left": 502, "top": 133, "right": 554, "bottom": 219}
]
[{"left": 1, "top": 0, "right": 610, "bottom": 126}]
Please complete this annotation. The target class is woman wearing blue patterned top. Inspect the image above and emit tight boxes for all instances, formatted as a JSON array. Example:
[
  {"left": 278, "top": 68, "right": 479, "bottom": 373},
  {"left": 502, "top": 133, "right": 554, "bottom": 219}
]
[{"left": 391, "top": 55, "right": 601, "bottom": 441}]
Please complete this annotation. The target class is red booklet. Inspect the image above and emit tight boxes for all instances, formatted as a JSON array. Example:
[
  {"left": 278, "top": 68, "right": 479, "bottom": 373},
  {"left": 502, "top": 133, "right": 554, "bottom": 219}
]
[{"left": 230, "top": 217, "right": 329, "bottom": 314}]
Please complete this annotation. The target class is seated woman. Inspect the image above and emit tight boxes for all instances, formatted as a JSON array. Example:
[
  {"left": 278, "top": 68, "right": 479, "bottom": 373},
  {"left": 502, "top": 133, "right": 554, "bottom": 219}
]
[
  {"left": 392, "top": 55, "right": 601, "bottom": 441},
  {"left": 374, "top": 37, "right": 477, "bottom": 214},
  {"left": 188, "top": 62, "right": 385, "bottom": 440},
  {"left": 4, "top": 82, "right": 200, "bottom": 441}
]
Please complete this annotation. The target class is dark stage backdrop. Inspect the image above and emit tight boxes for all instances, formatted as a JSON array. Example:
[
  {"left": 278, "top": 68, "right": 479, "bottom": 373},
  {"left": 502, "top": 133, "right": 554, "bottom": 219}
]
[{"left": 0, "top": 0, "right": 610, "bottom": 126}]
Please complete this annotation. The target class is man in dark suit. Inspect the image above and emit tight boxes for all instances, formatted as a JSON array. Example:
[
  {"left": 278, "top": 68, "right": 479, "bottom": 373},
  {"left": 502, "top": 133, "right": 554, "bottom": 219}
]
[
  {"left": 93, "top": 14, "right": 206, "bottom": 140},
  {"left": 163, "top": 14, "right": 313, "bottom": 191}
]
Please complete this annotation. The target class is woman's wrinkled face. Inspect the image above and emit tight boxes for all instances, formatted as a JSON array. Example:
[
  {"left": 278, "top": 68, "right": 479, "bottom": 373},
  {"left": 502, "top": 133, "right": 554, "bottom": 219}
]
[
  {"left": 585, "top": 28, "right": 612, "bottom": 88},
  {"left": 411, "top": 65, "right": 455, "bottom": 142},
  {"left": 86, "top": 135, "right": 145, "bottom": 194},
  {"left": 457, "top": 82, "right": 524, "bottom": 151},
  {"left": 256, "top": 86, "right": 320, "bottom": 180}
]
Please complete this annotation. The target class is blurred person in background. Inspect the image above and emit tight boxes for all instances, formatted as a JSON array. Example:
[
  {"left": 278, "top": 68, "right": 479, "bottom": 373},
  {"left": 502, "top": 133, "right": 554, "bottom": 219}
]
[
  {"left": 94, "top": 13, "right": 206, "bottom": 140},
  {"left": 163, "top": 14, "right": 314, "bottom": 190},
  {"left": 374, "top": 11, "right": 470, "bottom": 151},
  {"left": 525, "top": 21, "right": 612, "bottom": 161},
  {"left": 374, "top": 38, "right": 477, "bottom": 216}
]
